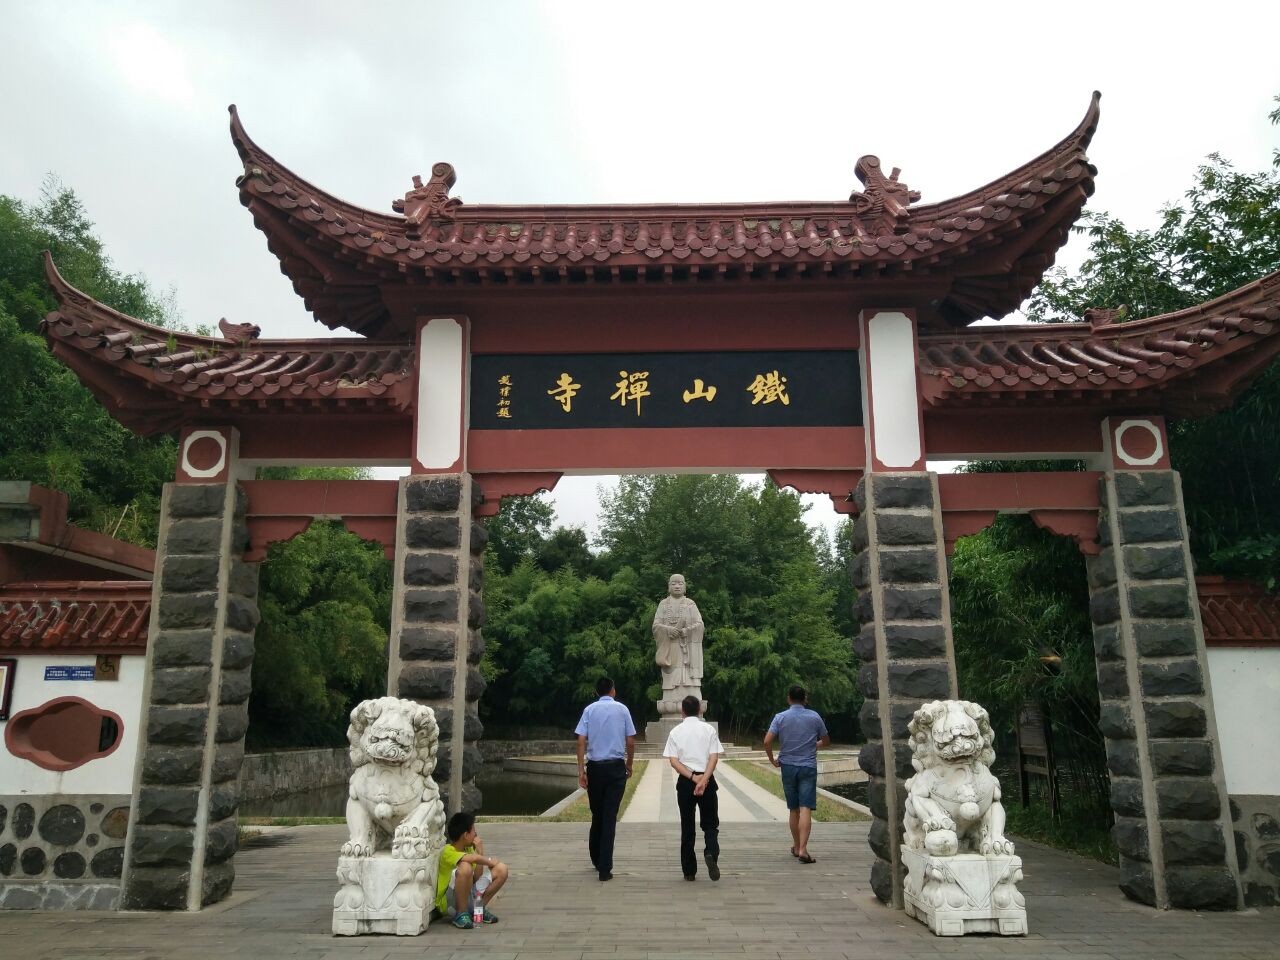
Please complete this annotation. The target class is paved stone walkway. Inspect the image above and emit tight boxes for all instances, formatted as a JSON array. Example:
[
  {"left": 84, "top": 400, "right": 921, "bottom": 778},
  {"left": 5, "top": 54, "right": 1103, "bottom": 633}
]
[
  {"left": 3, "top": 821, "right": 1278, "bottom": 959},
  {"left": 623, "top": 759, "right": 789, "bottom": 823}
]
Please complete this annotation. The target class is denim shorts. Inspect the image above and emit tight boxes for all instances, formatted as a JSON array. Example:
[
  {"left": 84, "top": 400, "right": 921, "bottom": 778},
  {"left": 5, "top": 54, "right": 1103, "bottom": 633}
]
[{"left": 780, "top": 763, "right": 818, "bottom": 810}]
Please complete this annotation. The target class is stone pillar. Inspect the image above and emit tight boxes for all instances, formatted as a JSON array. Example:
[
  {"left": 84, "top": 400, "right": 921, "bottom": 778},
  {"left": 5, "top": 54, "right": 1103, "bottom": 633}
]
[
  {"left": 1086, "top": 468, "right": 1242, "bottom": 910},
  {"left": 387, "top": 474, "right": 485, "bottom": 814},
  {"left": 853, "top": 472, "right": 958, "bottom": 907},
  {"left": 119, "top": 481, "right": 259, "bottom": 910}
]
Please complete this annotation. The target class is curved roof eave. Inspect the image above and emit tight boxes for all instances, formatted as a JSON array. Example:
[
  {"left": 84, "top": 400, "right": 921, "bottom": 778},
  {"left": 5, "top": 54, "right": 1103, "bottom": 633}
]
[{"left": 229, "top": 96, "right": 1101, "bottom": 334}]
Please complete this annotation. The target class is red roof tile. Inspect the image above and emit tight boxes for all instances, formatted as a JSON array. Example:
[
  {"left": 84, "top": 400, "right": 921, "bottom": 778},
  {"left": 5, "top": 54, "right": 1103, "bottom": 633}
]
[
  {"left": 230, "top": 95, "right": 1100, "bottom": 337},
  {"left": 1198, "top": 577, "right": 1280, "bottom": 646},
  {"left": 40, "top": 255, "right": 414, "bottom": 434},
  {"left": 0, "top": 582, "right": 151, "bottom": 654},
  {"left": 918, "top": 271, "right": 1280, "bottom": 416}
]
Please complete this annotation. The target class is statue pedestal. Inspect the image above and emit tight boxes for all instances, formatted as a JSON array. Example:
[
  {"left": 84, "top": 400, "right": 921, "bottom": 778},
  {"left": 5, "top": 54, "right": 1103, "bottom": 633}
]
[
  {"left": 902, "top": 849, "right": 1027, "bottom": 937},
  {"left": 333, "top": 853, "right": 440, "bottom": 936},
  {"left": 646, "top": 715, "right": 716, "bottom": 746}
]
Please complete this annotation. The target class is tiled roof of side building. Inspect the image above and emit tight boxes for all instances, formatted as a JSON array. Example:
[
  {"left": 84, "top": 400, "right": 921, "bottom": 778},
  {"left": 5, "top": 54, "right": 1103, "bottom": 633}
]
[
  {"left": 39, "top": 254, "right": 415, "bottom": 434},
  {"left": 0, "top": 581, "right": 152, "bottom": 654},
  {"left": 230, "top": 94, "right": 1100, "bottom": 336},
  {"left": 918, "top": 271, "right": 1280, "bottom": 417},
  {"left": 1197, "top": 577, "right": 1280, "bottom": 645}
]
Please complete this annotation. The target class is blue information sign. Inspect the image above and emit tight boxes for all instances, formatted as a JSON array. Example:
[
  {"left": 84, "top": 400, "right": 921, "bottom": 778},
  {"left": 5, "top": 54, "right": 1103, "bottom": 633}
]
[{"left": 44, "top": 665, "right": 96, "bottom": 681}]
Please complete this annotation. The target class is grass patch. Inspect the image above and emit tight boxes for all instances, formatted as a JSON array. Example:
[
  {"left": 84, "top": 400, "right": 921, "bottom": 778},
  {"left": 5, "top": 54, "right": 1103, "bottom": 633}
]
[
  {"left": 1006, "top": 802, "right": 1117, "bottom": 865},
  {"left": 481, "top": 760, "right": 649, "bottom": 823},
  {"left": 240, "top": 816, "right": 345, "bottom": 826},
  {"left": 727, "top": 760, "right": 869, "bottom": 822}
]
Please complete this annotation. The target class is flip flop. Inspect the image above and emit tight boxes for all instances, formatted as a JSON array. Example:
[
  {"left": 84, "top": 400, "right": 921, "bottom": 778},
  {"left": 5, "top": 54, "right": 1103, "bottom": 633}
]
[
  {"left": 790, "top": 847, "right": 799, "bottom": 858},
  {"left": 798, "top": 853, "right": 816, "bottom": 864}
]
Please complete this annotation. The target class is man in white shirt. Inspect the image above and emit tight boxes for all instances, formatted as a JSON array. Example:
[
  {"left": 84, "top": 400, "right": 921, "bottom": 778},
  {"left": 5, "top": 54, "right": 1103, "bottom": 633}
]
[{"left": 662, "top": 694, "right": 724, "bottom": 881}]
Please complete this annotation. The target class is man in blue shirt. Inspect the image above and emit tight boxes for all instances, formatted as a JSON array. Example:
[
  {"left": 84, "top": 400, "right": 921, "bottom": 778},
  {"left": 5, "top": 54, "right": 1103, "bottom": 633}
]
[
  {"left": 575, "top": 676, "right": 636, "bottom": 881},
  {"left": 764, "top": 684, "right": 830, "bottom": 864}
]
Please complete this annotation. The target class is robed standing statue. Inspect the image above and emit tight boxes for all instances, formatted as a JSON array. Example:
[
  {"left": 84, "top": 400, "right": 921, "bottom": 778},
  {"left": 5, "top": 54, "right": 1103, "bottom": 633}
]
[{"left": 652, "top": 573, "right": 705, "bottom": 719}]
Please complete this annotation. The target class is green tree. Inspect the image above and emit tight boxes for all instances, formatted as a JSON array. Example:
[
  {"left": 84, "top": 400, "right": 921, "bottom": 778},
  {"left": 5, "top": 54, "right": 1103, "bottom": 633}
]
[
  {"left": 1028, "top": 100, "right": 1280, "bottom": 586},
  {"left": 0, "top": 179, "right": 180, "bottom": 545},
  {"left": 484, "top": 491, "right": 554, "bottom": 573},
  {"left": 248, "top": 520, "right": 391, "bottom": 748},
  {"left": 481, "top": 476, "right": 859, "bottom": 741}
]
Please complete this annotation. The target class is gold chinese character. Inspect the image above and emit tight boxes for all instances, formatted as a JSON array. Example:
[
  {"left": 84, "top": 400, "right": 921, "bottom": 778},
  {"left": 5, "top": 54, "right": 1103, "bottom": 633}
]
[
  {"left": 746, "top": 370, "right": 789, "bottom": 405},
  {"left": 498, "top": 375, "right": 512, "bottom": 386},
  {"left": 500, "top": 385, "right": 512, "bottom": 397},
  {"left": 611, "top": 370, "right": 650, "bottom": 416},
  {"left": 682, "top": 378, "right": 718, "bottom": 403},
  {"left": 496, "top": 408, "right": 512, "bottom": 419},
  {"left": 547, "top": 372, "right": 582, "bottom": 413}
]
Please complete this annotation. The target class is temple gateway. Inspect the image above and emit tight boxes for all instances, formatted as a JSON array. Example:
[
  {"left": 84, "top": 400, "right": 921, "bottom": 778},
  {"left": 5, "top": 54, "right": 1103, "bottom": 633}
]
[{"left": 21, "top": 92, "right": 1280, "bottom": 912}]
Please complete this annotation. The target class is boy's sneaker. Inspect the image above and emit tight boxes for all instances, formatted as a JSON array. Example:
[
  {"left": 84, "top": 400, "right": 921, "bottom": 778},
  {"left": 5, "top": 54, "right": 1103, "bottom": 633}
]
[
  {"left": 482, "top": 908, "right": 500, "bottom": 924},
  {"left": 452, "top": 913, "right": 473, "bottom": 929}
]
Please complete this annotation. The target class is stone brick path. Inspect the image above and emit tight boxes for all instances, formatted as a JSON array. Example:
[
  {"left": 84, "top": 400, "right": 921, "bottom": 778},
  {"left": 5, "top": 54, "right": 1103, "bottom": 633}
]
[
  {"left": 2, "top": 822, "right": 1277, "bottom": 959},
  {"left": 622, "top": 759, "right": 790, "bottom": 823}
]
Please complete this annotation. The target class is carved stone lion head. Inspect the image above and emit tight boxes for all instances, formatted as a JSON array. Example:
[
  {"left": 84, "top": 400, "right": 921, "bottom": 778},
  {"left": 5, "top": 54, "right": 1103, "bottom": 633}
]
[
  {"left": 907, "top": 699, "right": 996, "bottom": 772},
  {"left": 347, "top": 696, "right": 439, "bottom": 776}
]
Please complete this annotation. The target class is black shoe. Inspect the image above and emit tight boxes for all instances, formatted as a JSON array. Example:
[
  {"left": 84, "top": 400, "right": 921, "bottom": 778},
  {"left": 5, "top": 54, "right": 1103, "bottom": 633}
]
[
  {"left": 706, "top": 855, "right": 720, "bottom": 881},
  {"left": 683, "top": 873, "right": 696, "bottom": 881},
  {"left": 599, "top": 871, "right": 612, "bottom": 881}
]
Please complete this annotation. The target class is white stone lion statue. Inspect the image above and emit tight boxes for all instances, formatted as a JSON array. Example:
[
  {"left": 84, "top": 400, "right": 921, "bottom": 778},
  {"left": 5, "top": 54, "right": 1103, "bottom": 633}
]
[
  {"left": 902, "top": 699, "right": 1014, "bottom": 858},
  {"left": 340, "top": 696, "right": 447, "bottom": 860}
]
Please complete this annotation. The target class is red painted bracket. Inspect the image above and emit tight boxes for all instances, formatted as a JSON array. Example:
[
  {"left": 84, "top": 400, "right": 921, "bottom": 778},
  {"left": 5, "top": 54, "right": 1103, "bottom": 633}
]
[
  {"left": 471, "top": 473, "right": 562, "bottom": 518},
  {"left": 767, "top": 470, "right": 864, "bottom": 515}
]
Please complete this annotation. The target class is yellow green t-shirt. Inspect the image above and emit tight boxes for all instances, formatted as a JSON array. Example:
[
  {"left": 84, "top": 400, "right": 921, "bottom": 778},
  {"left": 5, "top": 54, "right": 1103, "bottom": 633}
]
[{"left": 436, "top": 843, "right": 473, "bottom": 913}]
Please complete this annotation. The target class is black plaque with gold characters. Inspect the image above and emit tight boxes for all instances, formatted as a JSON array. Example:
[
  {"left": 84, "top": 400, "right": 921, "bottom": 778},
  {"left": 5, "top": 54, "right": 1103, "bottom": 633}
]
[{"left": 471, "top": 350, "right": 861, "bottom": 429}]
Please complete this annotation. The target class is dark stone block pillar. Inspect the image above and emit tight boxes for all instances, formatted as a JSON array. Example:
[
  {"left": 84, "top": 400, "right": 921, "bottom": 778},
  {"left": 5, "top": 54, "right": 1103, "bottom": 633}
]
[
  {"left": 1086, "top": 470, "right": 1242, "bottom": 910},
  {"left": 388, "top": 475, "right": 485, "bottom": 813},
  {"left": 852, "top": 472, "right": 958, "bottom": 908},
  {"left": 120, "top": 482, "right": 259, "bottom": 911}
]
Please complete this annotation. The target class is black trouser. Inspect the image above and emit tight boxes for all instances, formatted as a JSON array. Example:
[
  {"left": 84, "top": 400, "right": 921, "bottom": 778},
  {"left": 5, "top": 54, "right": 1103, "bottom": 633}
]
[
  {"left": 586, "top": 758, "right": 627, "bottom": 874},
  {"left": 676, "top": 773, "right": 719, "bottom": 877}
]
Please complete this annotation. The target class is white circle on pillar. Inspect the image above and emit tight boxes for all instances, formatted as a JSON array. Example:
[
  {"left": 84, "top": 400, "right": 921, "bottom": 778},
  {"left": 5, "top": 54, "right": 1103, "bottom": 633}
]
[
  {"left": 181, "top": 430, "right": 228, "bottom": 478},
  {"left": 1114, "top": 419, "right": 1163, "bottom": 466}
]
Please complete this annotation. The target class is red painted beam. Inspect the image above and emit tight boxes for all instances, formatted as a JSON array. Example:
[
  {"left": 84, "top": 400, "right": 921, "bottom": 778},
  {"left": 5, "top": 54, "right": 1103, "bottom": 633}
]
[
  {"left": 241, "top": 479, "right": 400, "bottom": 561},
  {"left": 467, "top": 427, "right": 865, "bottom": 473},
  {"left": 937, "top": 471, "right": 1102, "bottom": 555},
  {"left": 937, "top": 472, "right": 1101, "bottom": 512}
]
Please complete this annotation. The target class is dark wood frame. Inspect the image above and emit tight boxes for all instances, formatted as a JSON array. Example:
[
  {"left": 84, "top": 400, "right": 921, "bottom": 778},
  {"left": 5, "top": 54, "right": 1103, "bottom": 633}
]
[{"left": 0, "top": 657, "right": 15, "bottom": 721}]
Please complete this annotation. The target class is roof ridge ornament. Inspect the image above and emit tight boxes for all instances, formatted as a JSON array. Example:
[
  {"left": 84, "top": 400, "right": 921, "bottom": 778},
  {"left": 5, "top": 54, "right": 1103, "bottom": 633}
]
[
  {"left": 393, "top": 162, "right": 461, "bottom": 229},
  {"left": 850, "top": 155, "right": 919, "bottom": 231},
  {"left": 1084, "top": 306, "right": 1127, "bottom": 329},
  {"left": 218, "top": 317, "right": 262, "bottom": 342}
]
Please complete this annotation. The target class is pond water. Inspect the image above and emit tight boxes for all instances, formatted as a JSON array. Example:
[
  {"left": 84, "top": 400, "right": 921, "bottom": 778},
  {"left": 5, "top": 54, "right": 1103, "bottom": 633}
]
[
  {"left": 825, "top": 780, "right": 868, "bottom": 805},
  {"left": 239, "top": 768, "right": 575, "bottom": 818}
]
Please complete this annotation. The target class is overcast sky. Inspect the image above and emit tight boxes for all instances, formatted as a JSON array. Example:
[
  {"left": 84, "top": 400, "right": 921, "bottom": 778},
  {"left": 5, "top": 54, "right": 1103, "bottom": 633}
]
[{"left": 6, "top": 1, "right": 1278, "bottom": 537}]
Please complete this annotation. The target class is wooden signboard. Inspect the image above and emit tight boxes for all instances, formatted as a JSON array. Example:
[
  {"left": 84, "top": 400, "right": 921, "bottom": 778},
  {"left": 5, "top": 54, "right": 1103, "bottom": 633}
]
[{"left": 1015, "top": 700, "right": 1061, "bottom": 818}]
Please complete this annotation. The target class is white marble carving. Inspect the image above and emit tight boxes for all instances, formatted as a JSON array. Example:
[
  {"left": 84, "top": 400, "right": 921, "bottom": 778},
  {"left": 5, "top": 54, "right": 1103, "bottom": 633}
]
[
  {"left": 333, "top": 697, "right": 447, "bottom": 937},
  {"left": 901, "top": 699, "right": 1027, "bottom": 936},
  {"left": 652, "top": 573, "right": 705, "bottom": 718}
]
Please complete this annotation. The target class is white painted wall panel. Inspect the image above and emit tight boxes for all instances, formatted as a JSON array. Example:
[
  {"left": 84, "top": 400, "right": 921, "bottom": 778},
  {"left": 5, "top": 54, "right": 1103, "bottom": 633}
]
[
  {"left": 415, "top": 318, "right": 464, "bottom": 470},
  {"left": 1207, "top": 646, "right": 1280, "bottom": 795},
  {"left": 0, "top": 654, "right": 145, "bottom": 794},
  {"left": 867, "top": 311, "right": 921, "bottom": 468}
]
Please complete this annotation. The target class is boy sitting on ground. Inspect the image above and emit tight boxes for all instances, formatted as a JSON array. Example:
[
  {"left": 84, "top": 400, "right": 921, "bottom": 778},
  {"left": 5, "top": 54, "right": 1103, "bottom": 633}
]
[{"left": 436, "top": 811, "right": 510, "bottom": 929}]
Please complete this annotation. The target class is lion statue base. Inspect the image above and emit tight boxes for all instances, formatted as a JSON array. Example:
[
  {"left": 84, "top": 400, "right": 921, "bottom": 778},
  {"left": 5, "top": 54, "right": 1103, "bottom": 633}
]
[
  {"left": 900, "top": 699, "right": 1027, "bottom": 937},
  {"left": 332, "top": 697, "right": 447, "bottom": 937}
]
